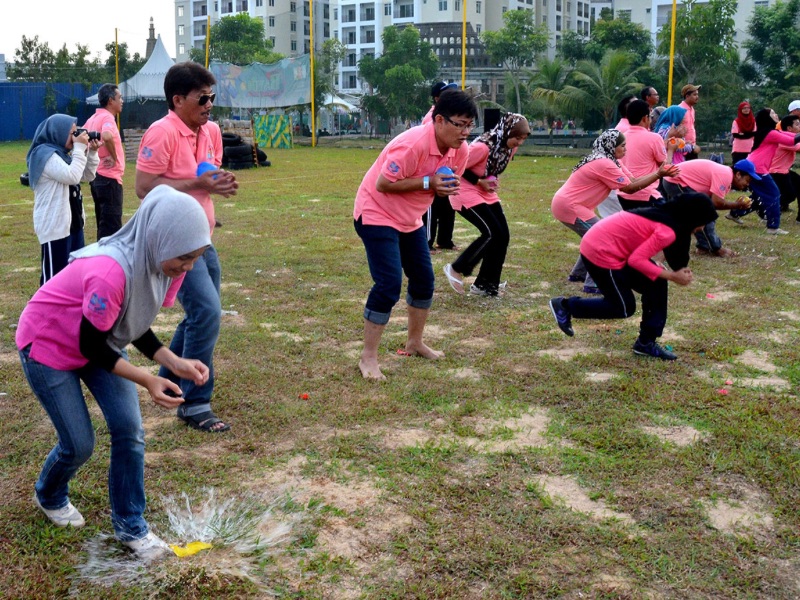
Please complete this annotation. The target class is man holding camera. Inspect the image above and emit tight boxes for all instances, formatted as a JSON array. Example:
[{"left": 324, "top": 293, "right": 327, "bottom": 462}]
[
  {"left": 84, "top": 84, "right": 125, "bottom": 239},
  {"left": 135, "top": 62, "right": 238, "bottom": 434}
]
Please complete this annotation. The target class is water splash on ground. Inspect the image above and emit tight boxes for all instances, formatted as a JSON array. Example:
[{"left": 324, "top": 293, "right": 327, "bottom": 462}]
[{"left": 69, "top": 487, "right": 299, "bottom": 596}]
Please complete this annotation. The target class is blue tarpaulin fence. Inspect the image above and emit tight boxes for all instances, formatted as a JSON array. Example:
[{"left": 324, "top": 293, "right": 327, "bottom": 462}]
[{"left": 0, "top": 82, "right": 101, "bottom": 142}]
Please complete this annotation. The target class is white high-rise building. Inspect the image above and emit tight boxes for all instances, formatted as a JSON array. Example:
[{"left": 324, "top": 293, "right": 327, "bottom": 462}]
[{"left": 174, "top": 0, "right": 330, "bottom": 62}]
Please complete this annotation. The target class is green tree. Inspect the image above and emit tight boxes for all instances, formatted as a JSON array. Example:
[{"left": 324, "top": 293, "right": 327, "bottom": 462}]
[
  {"left": 534, "top": 50, "right": 643, "bottom": 128},
  {"left": 557, "top": 31, "right": 588, "bottom": 65},
  {"left": 358, "top": 26, "right": 438, "bottom": 122},
  {"left": 745, "top": 0, "right": 800, "bottom": 91},
  {"left": 8, "top": 36, "right": 105, "bottom": 83},
  {"left": 481, "top": 10, "right": 549, "bottom": 113},
  {"left": 586, "top": 18, "right": 653, "bottom": 67},
  {"left": 528, "top": 57, "right": 573, "bottom": 125},
  {"left": 656, "top": 0, "right": 738, "bottom": 87},
  {"left": 189, "top": 14, "right": 283, "bottom": 65},
  {"left": 103, "top": 42, "right": 146, "bottom": 82}
]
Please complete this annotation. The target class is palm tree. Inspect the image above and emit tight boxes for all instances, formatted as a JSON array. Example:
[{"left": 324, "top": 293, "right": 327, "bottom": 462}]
[
  {"left": 528, "top": 57, "right": 572, "bottom": 127},
  {"left": 533, "top": 50, "right": 644, "bottom": 128}
]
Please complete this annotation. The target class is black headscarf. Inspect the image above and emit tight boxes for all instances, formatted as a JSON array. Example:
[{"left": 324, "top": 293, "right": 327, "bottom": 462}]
[
  {"left": 752, "top": 108, "right": 777, "bottom": 151},
  {"left": 630, "top": 193, "right": 718, "bottom": 271}
]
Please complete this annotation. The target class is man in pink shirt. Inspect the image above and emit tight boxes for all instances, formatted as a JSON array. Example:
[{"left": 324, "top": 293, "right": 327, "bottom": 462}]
[
  {"left": 135, "top": 62, "right": 239, "bottom": 433},
  {"left": 354, "top": 89, "right": 476, "bottom": 380},
  {"left": 679, "top": 84, "right": 701, "bottom": 158},
  {"left": 617, "top": 100, "right": 672, "bottom": 211},
  {"left": 84, "top": 84, "right": 125, "bottom": 239},
  {"left": 663, "top": 158, "right": 757, "bottom": 256}
]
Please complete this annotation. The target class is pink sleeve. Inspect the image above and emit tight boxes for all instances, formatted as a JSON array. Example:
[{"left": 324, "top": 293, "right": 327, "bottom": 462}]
[
  {"left": 465, "top": 143, "right": 489, "bottom": 173},
  {"left": 380, "top": 141, "right": 422, "bottom": 183},
  {"left": 82, "top": 263, "right": 126, "bottom": 331},
  {"left": 596, "top": 160, "right": 631, "bottom": 190},
  {"left": 164, "top": 274, "right": 186, "bottom": 307},
  {"left": 627, "top": 225, "right": 675, "bottom": 280},
  {"left": 211, "top": 124, "right": 224, "bottom": 166},
  {"left": 137, "top": 124, "right": 174, "bottom": 174}
]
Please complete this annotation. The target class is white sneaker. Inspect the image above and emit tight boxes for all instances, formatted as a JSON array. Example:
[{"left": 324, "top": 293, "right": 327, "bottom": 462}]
[
  {"left": 34, "top": 494, "right": 85, "bottom": 528},
  {"left": 765, "top": 228, "right": 789, "bottom": 235},
  {"left": 121, "top": 531, "right": 173, "bottom": 561}
]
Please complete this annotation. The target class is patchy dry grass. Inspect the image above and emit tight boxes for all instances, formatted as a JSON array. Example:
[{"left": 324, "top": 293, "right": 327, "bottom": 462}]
[{"left": 1, "top": 140, "right": 799, "bottom": 598}]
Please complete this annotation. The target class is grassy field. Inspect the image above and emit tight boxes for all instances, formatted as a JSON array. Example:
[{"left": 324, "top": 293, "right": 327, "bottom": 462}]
[{"left": 1, "top": 140, "right": 799, "bottom": 599}]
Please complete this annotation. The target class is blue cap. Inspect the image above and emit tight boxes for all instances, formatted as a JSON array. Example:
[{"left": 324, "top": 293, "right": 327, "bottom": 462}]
[{"left": 732, "top": 159, "right": 762, "bottom": 181}]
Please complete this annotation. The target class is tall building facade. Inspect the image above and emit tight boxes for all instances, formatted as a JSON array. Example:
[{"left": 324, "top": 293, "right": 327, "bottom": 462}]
[
  {"left": 333, "top": 1, "right": 592, "bottom": 94},
  {"left": 173, "top": 0, "right": 331, "bottom": 62}
]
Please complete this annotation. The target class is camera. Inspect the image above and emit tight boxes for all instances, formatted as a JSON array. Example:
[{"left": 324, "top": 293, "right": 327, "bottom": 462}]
[{"left": 73, "top": 128, "right": 101, "bottom": 141}]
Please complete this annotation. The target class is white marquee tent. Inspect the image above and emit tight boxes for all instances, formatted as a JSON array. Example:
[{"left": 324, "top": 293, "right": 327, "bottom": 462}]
[{"left": 86, "top": 35, "right": 174, "bottom": 105}]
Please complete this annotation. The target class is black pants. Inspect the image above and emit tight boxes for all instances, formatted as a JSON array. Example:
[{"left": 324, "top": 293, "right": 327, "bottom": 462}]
[
  {"left": 772, "top": 171, "right": 800, "bottom": 212},
  {"left": 565, "top": 255, "right": 668, "bottom": 344},
  {"left": 451, "top": 202, "right": 510, "bottom": 291},
  {"left": 422, "top": 194, "right": 456, "bottom": 249},
  {"left": 90, "top": 174, "right": 124, "bottom": 239}
]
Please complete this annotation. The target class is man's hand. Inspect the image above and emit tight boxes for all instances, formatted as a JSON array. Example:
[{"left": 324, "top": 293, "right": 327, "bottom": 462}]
[
  {"left": 432, "top": 172, "right": 460, "bottom": 196},
  {"left": 200, "top": 170, "right": 239, "bottom": 197},
  {"left": 668, "top": 267, "right": 694, "bottom": 286}
]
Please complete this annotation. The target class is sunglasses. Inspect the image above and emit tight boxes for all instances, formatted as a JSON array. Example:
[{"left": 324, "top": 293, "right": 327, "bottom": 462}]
[{"left": 186, "top": 92, "right": 216, "bottom": 106}]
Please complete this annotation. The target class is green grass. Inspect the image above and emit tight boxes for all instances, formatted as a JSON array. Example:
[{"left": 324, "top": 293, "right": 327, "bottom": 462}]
[{"left": 1, "top": 140, "right": 799, "bottom": 598}]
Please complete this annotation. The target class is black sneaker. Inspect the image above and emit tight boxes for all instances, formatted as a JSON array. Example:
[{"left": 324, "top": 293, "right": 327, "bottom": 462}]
[
  {"left": 549, "top": 297, "right": 574, "bottom": 337},
  {"left": 632, "top": 339, "right": 677, "bottom": 361}
]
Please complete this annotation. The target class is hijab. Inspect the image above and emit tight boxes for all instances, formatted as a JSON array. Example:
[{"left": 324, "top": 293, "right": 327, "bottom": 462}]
[
  {"left": 69, "top": 185, "right": 211, "bottom": 352},
  {"left": 734, "top": 102, "right": 755, "bottom": 132},
  {"left": 653, "top": 105, "right": 687, "bottom": 139},
  {"left": 26, "top": 114, "right": 76, "bottom": 190},
  {"left": 752, "top": 108, "right": 777, "bottom": 151},
  {"left": 630, "top": 193, "right": 718, "bottom": 271},
  {"left": 573, "top": 129, "right": 622, "bottom": 172},
  {"left": 475, "top": 112, "right": 528, "bottom": 177}
]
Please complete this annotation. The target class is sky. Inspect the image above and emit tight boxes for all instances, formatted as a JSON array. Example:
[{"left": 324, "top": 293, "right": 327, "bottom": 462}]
[{"left": 0, "top": 1, "right": 176, "bottom": 62}]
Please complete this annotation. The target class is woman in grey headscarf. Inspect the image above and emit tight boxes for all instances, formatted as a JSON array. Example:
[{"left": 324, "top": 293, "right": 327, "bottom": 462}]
[{"left": 16, "top": 186, "right": 211, "bottom": 561}]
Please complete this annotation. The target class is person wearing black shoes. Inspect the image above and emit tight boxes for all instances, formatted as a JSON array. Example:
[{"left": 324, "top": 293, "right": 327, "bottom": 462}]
[{"left": 549, "top": 193, "right": 718, "bottom": 360}]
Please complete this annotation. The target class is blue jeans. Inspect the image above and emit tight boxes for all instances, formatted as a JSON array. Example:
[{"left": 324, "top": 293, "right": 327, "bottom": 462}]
[
  {"left": 19, "top": 346, "right": 148, "bottom": 541},
  {"left": 159, "top": 245, "right": 221, "bottom": 407},
  {"left": 354, "top": 218, "right": 434, "bottom": 325}
]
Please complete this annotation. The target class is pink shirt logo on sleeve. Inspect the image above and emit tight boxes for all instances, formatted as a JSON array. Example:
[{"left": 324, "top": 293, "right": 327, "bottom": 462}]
[
  {"left": 388, "top": 161, "right": 400, "bottom": 174},
  {"left": 88, "top": 293, "right": 108, "bottom": 313},
  {"left": 617, "top": 177, "right": 626, "bottom": 182},
  {"left": 719, "top": 185, "right": 727, "bottom": 193},
  {"left": 140, "top": 146, "right": 153, "bottom": 160}
]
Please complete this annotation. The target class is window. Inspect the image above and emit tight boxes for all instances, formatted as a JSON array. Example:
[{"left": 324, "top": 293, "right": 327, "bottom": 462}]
[
  {"left": 236, "top": 0, "right": 248, "bottom": 11},
  {"left": 256, "top": 0, "right": 262, "bottom": 5},
  {"left": 334, "top": 8, "right": 338, "bottom": 19},
  {"left": 178, "top": 24, "right": 184, "bottom": 35},
  {"left": 291, "top": 40, "right": 297, "bottom": 51},
  {"left": 291, "top": 20, "right": 297, "bottom": 31},
  {"left": 269, "top": 16, "right": 275, "bottom": 26},
  {"left": 348, "top": 75, "right": 357, "bottom": 89},
  {"left": 270, "top": 36, "right": 276, "bottom": 45},
  {"left": 290, "top": 2, "right": 296, "bottom": 12},
  {"left": 193, "top": 22, "right": 207, "bottom": 36},
  {"left": 179, "top": 43, "right": 185, "bottom": 54},
  {"left": 439, "top": 0, "right": 447, "bottom": 9},
  {"left": 476, "top": 24, "right": 481, "bottom": 33},
  {"left": 556, "top": 16, "right": 561, "bottom": 31},
  {"left": 269, "top": 0, "right": 274, "bottom": 5},
  {"left": 347, "top": 30, "right": 356, "bottom": 43},
  {"left": 385, "top": 3, "right": 391, "bottom": 16},
  {"left": 476, "top": 1, "right": 481, "bottom": 14},
  {"left": 455, "top": 0, "right": 461, "bottom": 9},
  {"left": 177, "top": 6, "right": 184, "bottom": 17},
  {"left": 398, "top": 2, "right": 414, "bottom": 17}
]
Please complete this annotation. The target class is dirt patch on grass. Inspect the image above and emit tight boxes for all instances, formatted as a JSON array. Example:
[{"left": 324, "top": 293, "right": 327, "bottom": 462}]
[
  {"left": 537, "top": 344, "right": 595, "bottom": 361},
  {"left": 736, "top": 349, "right": 777, "bottom": 372},
  {"left": 585, "top": 372, "right": 617, "bottom": 382},
  {"left": 704, "top": 290, "right": 740, "bottom": 301},
  {"left": 703, "top": 479, "right": 774, "bottom": 538},
  {"left": 777, "top": 310, "right": 800, "bottom": 322},
  {"left": 736, "top": 376, "right": 789, "bottom": 391},
  {"left": 446, "top": 367, "right": 481, "bottom": 381},
  {"left": 0, "top": 352, "right": 18, "bottom": 365},
  {"left": 458, "top": 337, "right": 494, "bottom": 350},
  {"left": 532, "top": 475, "right": 635, "bottom": 524},
  {"left": 641, "top": 425, "right": 708, "bottom": 447}
]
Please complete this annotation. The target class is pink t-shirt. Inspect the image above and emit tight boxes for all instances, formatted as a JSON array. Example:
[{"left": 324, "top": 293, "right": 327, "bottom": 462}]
[
  {"left": 770, "top": 141, "right": 800, "bottom": 174},
  {"left": 619, "top": 126, "right": 667, "bottom": 201},
  {"left": 137, "top": 111, "right": 224, "bottom": 233},
  {"left": 422, "top": 105, "right": 434, "bottom": 125},
  {"left": 84, "top": 108, "right": 125, "bottom": 183},
  {"left": 664, "top": 159, "right": 733, "bottom": 200},
  {"left": 551, "top": 158, "right": 632, "bottom": 224},
  {"left": 16, "top": 256, "right": 183, "bottom": 371},
  {"left": 731, "top": 120, "right": 755, "bottom": 154},
  {"left": 614, "top": 119, "right": 631, "bottom": 134},
  {"left": 679, "top": 101, "right": 696, "bottom": 143},
  {"left": 450, "top": 142, "right": 517, "bottom": 211},
  {"left": 580, "top": 212, "right": 675, "bottom": 281},
  {"left": 748, "top": 130, "right": 798, "bottom": 174},
  {"left": 353, "top": 122, "right": 469, "bottom": 232}
]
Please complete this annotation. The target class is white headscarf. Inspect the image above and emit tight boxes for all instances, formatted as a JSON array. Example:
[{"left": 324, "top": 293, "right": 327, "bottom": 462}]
[{"left": 69, "top": 185, "right": 211, "bottom": 351}]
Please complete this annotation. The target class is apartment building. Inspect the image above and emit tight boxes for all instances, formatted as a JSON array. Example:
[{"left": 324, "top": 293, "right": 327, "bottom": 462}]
[
  {"left": 334, "top": 1, "right": 593, "bottom": 95},
  {"left": 173, "top": 0, "right": 331, "bottom": 62},
  {"left": 589, "top": 0, "right": 773, "bottom": 56}
]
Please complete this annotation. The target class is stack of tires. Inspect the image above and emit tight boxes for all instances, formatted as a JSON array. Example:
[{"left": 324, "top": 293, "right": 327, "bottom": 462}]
[{"left": 221, "top": 133, "right": 271, "bottom": 170}]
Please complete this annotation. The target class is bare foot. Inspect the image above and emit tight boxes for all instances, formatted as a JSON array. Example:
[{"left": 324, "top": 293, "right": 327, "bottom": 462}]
[
  {"left": 359, "top": 358, "right": 386, "bottom": 380},
  {"left": 404, "top": 342, "right": 444, "bottom": 360}
]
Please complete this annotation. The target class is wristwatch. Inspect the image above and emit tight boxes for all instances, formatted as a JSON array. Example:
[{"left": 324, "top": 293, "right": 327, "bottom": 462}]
[{"left": 422, "top": 176, "right": 430, "bottom": 190}]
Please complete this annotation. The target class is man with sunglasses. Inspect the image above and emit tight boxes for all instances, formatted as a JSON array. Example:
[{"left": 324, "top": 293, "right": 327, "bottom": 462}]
[
  {"left": 354, "top": 89, "right": 478, "bottom": 380},
  {"left": 135, "top": 62, "right": 238, "bottom": 433}
]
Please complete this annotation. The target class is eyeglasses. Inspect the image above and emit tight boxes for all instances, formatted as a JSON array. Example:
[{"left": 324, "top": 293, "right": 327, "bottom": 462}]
[
  {"left": 444, "top": 116, "right": 475, "bottom": 131},
  {"left": 186, "top": 92, "right": 216, "bottom": 106}
]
